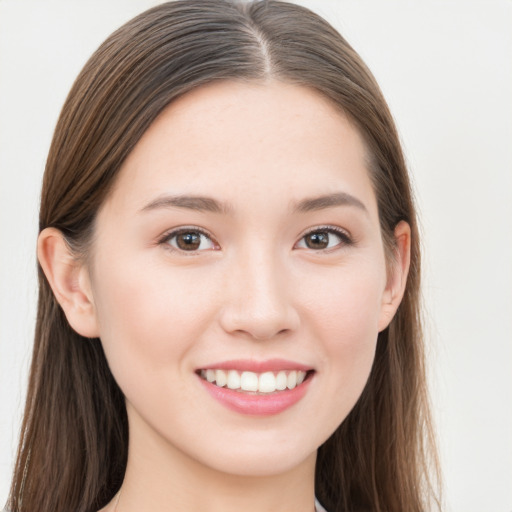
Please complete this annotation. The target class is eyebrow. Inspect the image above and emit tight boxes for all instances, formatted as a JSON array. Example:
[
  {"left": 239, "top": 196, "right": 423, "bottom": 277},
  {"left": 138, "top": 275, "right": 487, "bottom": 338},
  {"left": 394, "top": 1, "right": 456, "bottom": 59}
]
[
  {"left": 140, "top": 192, "right": 368, "bottom": 216},
  {"left": 293, "top": 192, "right": 368, "bottom": 214},
  {"left": 140, "top": 195, "right": 232, "bottom": 215}
]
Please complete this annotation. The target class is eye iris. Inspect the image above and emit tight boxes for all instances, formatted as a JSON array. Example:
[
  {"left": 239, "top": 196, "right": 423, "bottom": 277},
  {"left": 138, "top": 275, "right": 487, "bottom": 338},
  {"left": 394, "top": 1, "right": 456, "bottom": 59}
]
[
  {"left": 176, "top": 232, "right": 201, "bottom": 250},
  {"left": 305, "top": 231, "right": 329, "bottom": 249}
]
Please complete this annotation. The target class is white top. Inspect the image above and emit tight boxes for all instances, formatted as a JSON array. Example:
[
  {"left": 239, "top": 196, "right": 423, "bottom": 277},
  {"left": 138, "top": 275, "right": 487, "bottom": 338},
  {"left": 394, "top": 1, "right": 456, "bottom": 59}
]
[{"left": 315, "top": 497, "right": 329, "bottom": 512}]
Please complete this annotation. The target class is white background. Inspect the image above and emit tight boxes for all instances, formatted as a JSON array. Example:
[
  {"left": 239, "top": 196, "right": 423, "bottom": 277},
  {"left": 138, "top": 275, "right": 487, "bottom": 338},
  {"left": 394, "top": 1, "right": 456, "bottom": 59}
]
[{"left": 1, "top": 1, "right": 511, "bottom": 510}]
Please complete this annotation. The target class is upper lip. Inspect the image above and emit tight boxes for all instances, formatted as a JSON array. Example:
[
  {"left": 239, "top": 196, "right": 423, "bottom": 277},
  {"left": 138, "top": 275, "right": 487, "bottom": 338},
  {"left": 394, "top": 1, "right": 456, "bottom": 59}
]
[{"left": 197, "top": 358, "right": 313, "bottom": 373}]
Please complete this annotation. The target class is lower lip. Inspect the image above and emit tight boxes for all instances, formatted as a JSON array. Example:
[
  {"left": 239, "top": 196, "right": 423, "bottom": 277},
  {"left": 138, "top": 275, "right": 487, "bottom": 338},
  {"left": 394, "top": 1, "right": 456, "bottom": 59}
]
[{"left": 199, "top": 375, "right": 312, "bottom": 416}]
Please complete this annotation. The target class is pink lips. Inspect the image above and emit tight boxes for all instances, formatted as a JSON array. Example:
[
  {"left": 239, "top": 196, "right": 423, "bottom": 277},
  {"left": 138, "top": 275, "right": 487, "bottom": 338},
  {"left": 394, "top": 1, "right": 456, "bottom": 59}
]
[
  {"left": 201, "top": 359, "right": 312, "bottom": 373},
  {"left": 197, "top": 359, "right": 314, "bottom": 416}
]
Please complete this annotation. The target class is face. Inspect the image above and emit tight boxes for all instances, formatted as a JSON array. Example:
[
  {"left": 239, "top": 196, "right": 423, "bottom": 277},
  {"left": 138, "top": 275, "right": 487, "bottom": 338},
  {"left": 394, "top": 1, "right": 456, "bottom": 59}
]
[{"left": 85, "top": 81, "right": 400, "bottom": 477}]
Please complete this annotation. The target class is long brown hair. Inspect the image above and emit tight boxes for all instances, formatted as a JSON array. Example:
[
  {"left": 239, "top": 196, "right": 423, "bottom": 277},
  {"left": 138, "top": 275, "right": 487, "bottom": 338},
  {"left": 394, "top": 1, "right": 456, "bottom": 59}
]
[{"left": 8, "top": 1, "right": 441, "bottom": 511}]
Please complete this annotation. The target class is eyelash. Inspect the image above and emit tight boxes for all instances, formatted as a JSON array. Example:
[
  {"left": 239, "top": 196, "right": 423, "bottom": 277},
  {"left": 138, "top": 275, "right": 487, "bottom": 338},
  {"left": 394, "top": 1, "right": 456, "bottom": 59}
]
[
  {"left": 297, "top": 225, "right": 354, "bottom": 251},
  {"left": 158, "top": 226, "right": 218, "bottom": 254},
  {"left": 158, "top": 225, "right": 353, "bottom": 254}
]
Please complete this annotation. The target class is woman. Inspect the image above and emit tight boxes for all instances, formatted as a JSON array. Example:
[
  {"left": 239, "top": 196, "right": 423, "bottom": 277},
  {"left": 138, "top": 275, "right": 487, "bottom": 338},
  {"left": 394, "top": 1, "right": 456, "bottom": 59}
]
[{"left": 6, "top": 1, "right": 441, "bottom": 511}]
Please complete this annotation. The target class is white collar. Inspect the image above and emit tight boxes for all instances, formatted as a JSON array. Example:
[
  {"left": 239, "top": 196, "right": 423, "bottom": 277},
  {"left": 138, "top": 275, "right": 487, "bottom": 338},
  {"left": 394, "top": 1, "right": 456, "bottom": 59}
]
[{"left": 314, "top": 497, "right": 328, "bottom": 512}]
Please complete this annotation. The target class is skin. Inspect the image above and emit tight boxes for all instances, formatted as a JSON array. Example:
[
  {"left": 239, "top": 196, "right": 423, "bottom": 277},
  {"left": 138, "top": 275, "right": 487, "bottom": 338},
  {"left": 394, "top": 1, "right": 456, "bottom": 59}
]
[{"left": 38, "top": 81, "right": 410, "bottom": 512}]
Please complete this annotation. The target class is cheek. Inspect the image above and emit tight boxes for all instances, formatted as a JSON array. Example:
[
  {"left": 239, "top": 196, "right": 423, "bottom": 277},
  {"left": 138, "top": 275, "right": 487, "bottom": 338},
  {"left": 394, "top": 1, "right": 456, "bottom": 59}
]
[
  {"left": 89, "top": 254, "right": 217, "bottom": 379},
  {"left": 299, "top": 262, "right": 385, "bottom": 421},
  {"left": 330, "top": 272, "right": 383, "bottom": 360},
  {"left": 304, "top": 259, "right": 385, "bottom": 346}
]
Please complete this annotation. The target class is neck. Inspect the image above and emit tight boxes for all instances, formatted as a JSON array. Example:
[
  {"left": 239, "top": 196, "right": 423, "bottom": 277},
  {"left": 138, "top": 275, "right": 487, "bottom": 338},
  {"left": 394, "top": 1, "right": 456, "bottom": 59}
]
[{"left": 110, "top": 410, "right": 317, "bottom": 512}]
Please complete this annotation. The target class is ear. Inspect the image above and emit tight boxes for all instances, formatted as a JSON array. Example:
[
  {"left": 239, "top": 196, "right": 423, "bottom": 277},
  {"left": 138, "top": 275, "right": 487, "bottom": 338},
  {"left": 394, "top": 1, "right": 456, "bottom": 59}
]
[
  {"left": 378, "top": 221, "right": 411, "bottom": 332},
  {"left": 37, "top": 227, "right": 100, "bottom": 338}
]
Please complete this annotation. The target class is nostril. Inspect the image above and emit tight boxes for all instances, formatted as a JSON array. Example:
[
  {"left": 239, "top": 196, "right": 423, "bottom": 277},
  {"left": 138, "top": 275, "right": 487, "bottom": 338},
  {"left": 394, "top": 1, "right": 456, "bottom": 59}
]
[
  {"left": 219, "top": 304, "right": 300, "bottom": 341},
  {"left": 233, "top": 326, "right": 293, "bottom": 342}
]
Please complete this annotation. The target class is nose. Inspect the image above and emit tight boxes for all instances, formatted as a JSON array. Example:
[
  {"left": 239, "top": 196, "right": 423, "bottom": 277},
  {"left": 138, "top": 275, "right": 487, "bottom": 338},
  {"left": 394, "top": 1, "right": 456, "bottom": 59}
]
[{"left": 218, "top": 249, "right": 300, "bottom": 341}]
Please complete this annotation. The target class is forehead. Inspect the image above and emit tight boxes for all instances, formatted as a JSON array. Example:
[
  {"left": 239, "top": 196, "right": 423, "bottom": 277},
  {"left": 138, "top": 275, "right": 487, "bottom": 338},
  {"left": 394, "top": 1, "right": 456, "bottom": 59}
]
[{"left": 102, "top": 80, "right": 378, "bottom": 219}]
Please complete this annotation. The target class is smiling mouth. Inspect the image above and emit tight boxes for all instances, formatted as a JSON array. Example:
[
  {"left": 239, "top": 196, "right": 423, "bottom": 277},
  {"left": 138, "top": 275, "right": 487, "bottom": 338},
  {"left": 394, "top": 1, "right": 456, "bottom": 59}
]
[{"left": 198, "top": 369, "right": 313, "bottom": 394}]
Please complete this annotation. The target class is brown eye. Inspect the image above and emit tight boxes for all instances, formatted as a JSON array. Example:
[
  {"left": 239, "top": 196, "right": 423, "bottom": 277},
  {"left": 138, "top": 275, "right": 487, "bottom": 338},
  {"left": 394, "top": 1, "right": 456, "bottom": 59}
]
[
  {"left": 165, "top": 229, "right": 216, "bottom": 252},
  {"left": 304, "top": 231, "right": 330, "bottom": 249},
  {"left": 296, "top": 227, "right": 351, "bottom": 251}
]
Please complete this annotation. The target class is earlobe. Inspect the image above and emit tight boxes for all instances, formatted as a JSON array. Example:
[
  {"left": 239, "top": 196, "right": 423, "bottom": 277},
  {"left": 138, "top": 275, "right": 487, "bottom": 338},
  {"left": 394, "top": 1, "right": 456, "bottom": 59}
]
[
  {"left": 378, "top": 221, "right": 411, "bottom": 332},
  {"left": 37, "top": 227, "right": 100, "bottom": 338}
]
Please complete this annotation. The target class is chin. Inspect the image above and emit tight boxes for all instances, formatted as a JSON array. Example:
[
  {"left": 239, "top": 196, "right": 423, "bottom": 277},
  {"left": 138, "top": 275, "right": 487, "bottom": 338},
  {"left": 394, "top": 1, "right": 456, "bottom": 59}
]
[{"left": 199, "top": 446, "right": 316, "bottom": 478}]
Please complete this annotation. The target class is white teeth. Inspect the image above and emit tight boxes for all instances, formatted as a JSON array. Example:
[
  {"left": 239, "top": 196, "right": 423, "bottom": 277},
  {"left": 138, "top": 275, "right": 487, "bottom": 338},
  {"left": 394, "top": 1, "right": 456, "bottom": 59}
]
[
  {"left": 215, "top": 369, "right": 227, "bottom": 387},
  {"left": 201, "top": 369, "right": 309, "bottom": 393},
  {"left": 258, "top": 372, "right": 276, "bottom": 393},
  {"left": 276, "top": 371, "right": 287, "bottom": 390},
  {"left": 227, "top": 370, "right": 241, "bottom": 390},
  {"left": 287, "top": 370, "right": 297, "bottom": 390},
  {"left": 240, "top": 371, "right": 259, "bottom": 392}
]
